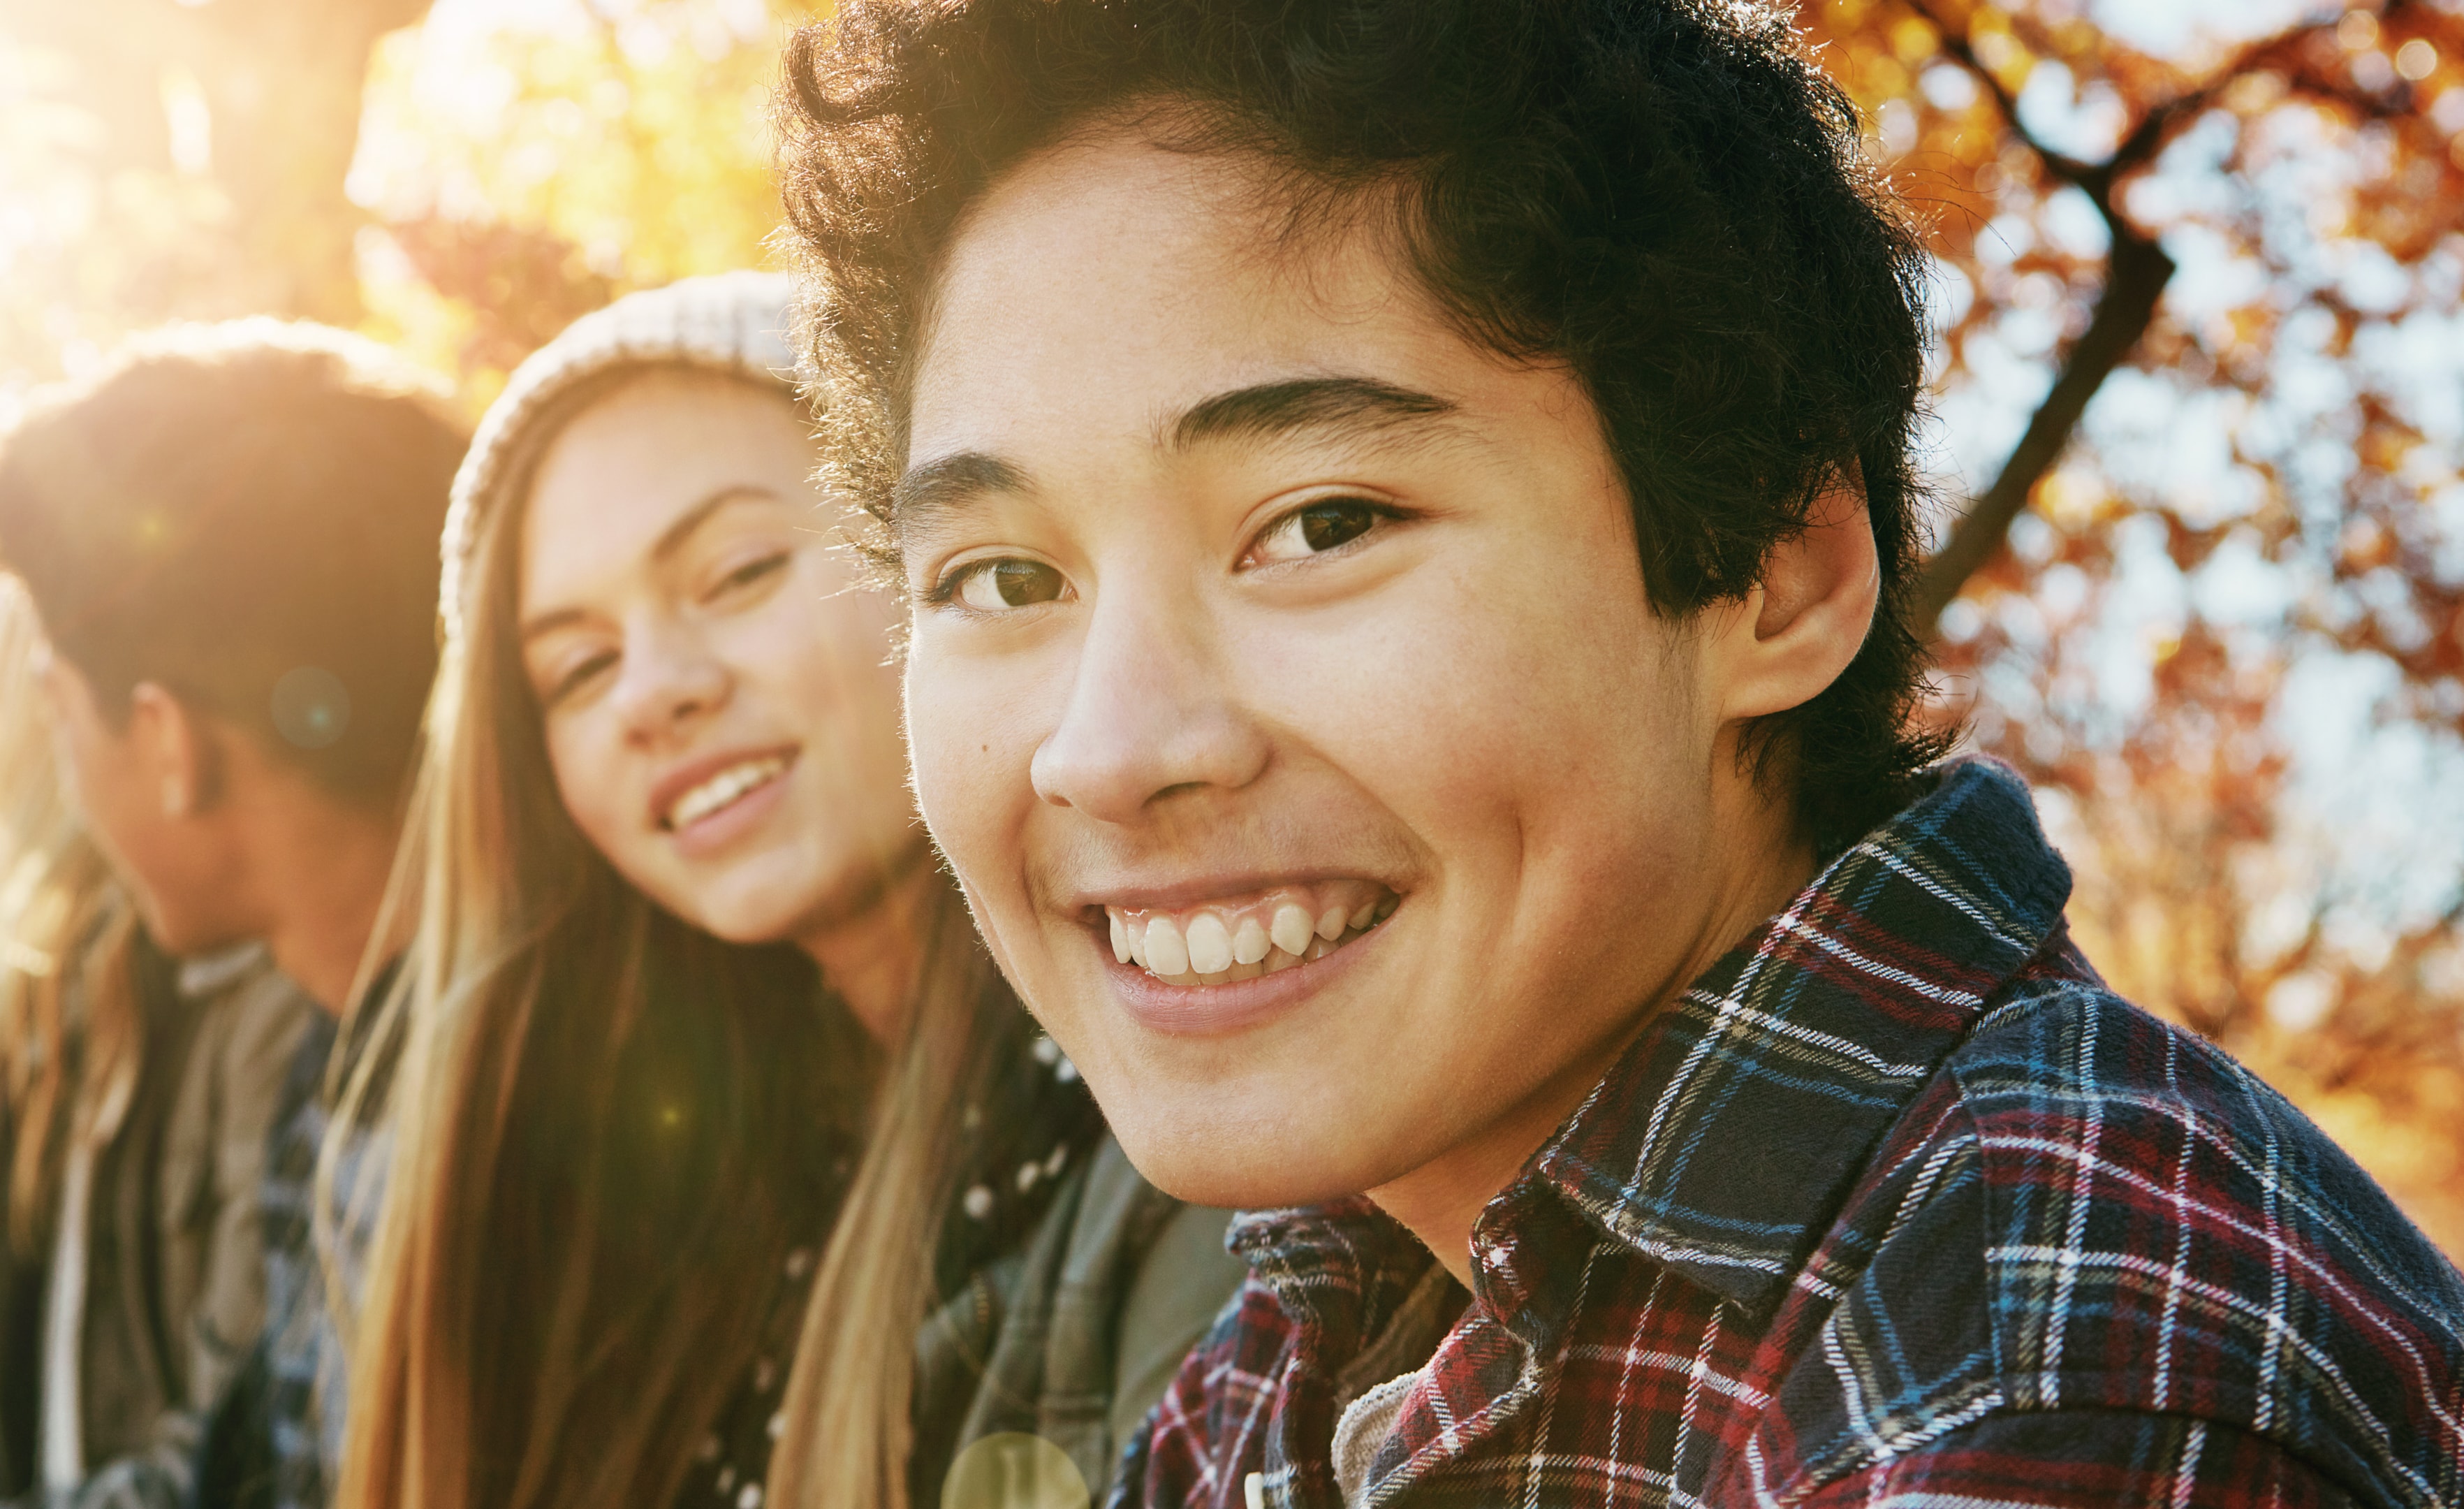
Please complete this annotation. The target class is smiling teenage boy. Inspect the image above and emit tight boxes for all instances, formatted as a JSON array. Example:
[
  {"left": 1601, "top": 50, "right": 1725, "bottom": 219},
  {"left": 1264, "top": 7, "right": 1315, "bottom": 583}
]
[{"left": 780, "top": 2, "right": 2464, "bottom": 1505}]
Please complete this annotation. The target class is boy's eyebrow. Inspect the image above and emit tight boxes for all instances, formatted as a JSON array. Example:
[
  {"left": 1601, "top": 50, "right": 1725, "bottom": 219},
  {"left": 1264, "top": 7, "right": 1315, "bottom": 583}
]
[
  {"left": 893, "top": 376, "right": 1458, "bottom": 536},
  {"left": 891, "top": 451, "right": 1033, "bottom": 535},
  {"left": 1166, "top": 376, "right": 1458, "bottom": 451}
]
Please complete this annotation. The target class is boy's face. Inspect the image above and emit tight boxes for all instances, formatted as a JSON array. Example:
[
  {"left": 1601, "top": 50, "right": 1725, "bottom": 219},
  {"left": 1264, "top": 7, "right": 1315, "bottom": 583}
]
[
  {"left": 36, "top": 648, "right": 249, "bottom": 955},
  {"left": 900, "top": 131, "right": 1779, "bottom": 1210}
]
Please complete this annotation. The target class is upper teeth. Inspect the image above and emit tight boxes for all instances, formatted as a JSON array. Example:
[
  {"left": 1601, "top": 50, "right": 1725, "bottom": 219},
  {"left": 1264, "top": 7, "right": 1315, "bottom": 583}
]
[
  {"left": 1105, "top": 886, "right": 1397, "bottom": 986},
  {"left": 668, "top": 756, "right": 788, "bottom": 829}
]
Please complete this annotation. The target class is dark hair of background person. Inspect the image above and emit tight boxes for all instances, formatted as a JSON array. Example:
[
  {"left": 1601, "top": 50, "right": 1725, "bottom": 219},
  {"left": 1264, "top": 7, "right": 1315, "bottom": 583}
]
[
  {"left": 0, "top": 321, "right": 469, "bottom": 807},
  {"left": 778, "top": 0, "right": 1953, "bottom": 851}
]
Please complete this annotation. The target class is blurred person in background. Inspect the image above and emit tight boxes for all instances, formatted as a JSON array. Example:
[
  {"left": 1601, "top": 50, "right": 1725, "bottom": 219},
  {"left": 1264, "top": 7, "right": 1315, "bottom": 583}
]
[
  {"left": 0, "top": 577, "right": 311, "bottom": 1509},
  {"left": 0, "top": 328, "right": 462, "bottom": 1508},
  {"left": 335, "top": 272, "right": 1242, "bottom": 1509}
]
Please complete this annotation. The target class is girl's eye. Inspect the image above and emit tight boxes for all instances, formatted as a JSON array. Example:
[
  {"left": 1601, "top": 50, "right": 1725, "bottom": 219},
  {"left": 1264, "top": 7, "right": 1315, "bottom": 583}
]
[
  {"left": 707, "top": 550, "right": 790, "bottom": 602},
  {"left": 951, "top": 559, "right": 1069, "bottom": 612},
  {"left": 542, "top": 650, "right": 617, "bottom": 708},
  {"left": 1248, "top": 499, "right": 1386, "bottom": 567}
]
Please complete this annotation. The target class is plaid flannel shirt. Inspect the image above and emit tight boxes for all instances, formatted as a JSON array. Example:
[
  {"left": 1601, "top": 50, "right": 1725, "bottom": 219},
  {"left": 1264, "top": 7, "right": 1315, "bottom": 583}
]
[{"left": 1115, "top": 759, "right": 2464, "bottom": 1508}]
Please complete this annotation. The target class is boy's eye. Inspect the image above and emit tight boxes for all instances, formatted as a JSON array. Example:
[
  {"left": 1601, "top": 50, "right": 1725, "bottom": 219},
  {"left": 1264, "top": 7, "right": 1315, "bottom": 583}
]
[
  {"left": 1248, "top": 499, "right": 1384, "bottom": 567},
  {"left": 953, "top": 559, "right": 1068, "bottom": 611}
]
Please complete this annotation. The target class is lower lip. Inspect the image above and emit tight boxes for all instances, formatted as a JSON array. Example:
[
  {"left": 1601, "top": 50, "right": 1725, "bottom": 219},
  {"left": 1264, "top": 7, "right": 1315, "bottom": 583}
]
[
  {"left": 1099, "top": 915, "right": 1387, "bottom": 1038},
  {"left": 666, "top": 763, "right": 795, "bottom": 859}
]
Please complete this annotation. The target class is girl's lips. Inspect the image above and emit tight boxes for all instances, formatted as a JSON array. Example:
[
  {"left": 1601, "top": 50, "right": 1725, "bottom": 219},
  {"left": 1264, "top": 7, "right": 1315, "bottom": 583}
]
[
  {"left": 666, "top": 760, "right": 794, "bottom": 859},
  {"left": 1098, "top": 912, "right": 1383, "bottom": 1037}
]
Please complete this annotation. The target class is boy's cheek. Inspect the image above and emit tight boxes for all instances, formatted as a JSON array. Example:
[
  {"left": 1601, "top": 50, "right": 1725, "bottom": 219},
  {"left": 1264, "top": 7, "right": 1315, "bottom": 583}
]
[
  {"left": 910, "top": 746, "right": 1007, "bottom": 894},
  {"left": 905, "top": 659, "right": 998, "bottom": 813},
  {"left": 907, "top": 668, "right": 1048, "bottom": 931}
]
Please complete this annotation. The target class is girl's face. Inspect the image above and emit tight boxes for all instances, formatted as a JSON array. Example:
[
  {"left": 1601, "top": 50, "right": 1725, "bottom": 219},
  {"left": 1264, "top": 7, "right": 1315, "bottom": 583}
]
[{"left": 517, "top": 369, "right": 916, "bottom": 947}]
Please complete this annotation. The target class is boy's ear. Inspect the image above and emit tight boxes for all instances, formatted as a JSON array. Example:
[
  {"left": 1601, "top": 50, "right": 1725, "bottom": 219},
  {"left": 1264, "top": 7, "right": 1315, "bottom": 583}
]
[
  {"left": 126, "top": 682, "right": 223, "bottom": 817},
  {"left": 1712, "top": 467, "right": 1881, "bottom": 725}
]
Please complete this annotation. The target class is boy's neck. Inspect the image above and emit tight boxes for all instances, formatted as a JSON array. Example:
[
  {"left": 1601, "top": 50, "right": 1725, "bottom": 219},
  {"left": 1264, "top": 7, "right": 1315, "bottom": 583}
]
[
  {"left": 250, "top": 799, "right": 400, "bottom": 1017},
  {"left": 1369, "top": 799, "right": 1819, "bottom": 1292}
]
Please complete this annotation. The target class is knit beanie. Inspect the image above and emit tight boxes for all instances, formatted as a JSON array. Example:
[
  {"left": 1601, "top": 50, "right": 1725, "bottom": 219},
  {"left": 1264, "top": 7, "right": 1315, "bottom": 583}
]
[{"left": 437, "top": 270, "right": 803, "bottom": 644}]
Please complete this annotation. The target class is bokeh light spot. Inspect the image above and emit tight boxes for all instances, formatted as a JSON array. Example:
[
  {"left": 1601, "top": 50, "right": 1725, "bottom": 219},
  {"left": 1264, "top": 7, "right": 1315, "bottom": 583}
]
[
  {"left": 271, "top": 666, "right": 351, "bottom": 750},
  {"left": 940, "top": 1434, "right": 1088, "bottom": 1509}
]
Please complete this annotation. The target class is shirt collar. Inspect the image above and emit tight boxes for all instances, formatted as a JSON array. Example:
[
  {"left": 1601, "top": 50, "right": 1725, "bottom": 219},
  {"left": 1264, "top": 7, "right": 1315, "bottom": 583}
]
[{"left": 1516, "top": 757, "right": 2073, "bottom": 1315}]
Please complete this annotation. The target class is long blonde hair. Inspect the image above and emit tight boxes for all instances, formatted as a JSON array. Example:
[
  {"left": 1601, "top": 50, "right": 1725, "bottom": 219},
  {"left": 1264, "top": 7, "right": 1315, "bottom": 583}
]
[
  {"left": 0, "top": 577, "right": 140, "bottom": 1260},
  {"left": 335, "top": 370, "right": 1023, "bottom": 1509},
  {"left": 766, "top": 894, "right": 1014, "bottom": 1509}
]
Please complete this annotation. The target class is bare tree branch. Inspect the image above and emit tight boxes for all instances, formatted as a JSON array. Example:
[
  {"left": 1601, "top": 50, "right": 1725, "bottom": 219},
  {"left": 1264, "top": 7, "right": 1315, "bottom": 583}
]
[
  {"left": 1910, "top": 231, "right": 2172, "bottom": 625},
  {"left": 1896, "top": 1, "right": 2396, "bottom": 627}
]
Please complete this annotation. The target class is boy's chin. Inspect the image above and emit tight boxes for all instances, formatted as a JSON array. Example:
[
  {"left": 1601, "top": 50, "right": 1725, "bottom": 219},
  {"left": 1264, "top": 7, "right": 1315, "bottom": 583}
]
[{"left": 1103, "top": 1105, "right": 1391, "bottom": 1214}]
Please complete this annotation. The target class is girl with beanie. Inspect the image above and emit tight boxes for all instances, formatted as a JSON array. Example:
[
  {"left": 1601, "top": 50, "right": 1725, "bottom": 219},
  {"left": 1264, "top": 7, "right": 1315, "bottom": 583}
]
[{"left": 334, "top": 274, "right": 1239, "bottom": 1509}]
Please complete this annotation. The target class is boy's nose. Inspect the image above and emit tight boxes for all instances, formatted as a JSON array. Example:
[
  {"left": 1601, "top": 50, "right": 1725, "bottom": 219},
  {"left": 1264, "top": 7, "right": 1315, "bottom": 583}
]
[{"left": 1029, "top": 592, "right": 1268, "bottom": 824}]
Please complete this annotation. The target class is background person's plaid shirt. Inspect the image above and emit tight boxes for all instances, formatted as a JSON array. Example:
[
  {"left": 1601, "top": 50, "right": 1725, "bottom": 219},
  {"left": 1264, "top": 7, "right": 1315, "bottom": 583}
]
[{"left": 1113, "top": 760, "right": 2464, "bottom": 1508}]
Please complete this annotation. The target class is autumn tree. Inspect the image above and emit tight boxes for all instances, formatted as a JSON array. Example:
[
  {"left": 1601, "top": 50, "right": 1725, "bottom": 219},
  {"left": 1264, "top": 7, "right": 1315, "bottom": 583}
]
[
  {"left": 350, "top": 0, "right": 823, "bottom": 404},
  {"left": 0, "top": 0, "right": 433, "bottom": 360},
  {"left": 1807, "top": 0, "right": 2464, "bottom": 1248}
]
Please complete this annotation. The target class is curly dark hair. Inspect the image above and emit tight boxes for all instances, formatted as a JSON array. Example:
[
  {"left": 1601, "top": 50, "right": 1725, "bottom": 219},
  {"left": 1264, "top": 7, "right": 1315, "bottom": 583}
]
[{"left": 778, "top": 0, "right": 1948, "bottom": 847}]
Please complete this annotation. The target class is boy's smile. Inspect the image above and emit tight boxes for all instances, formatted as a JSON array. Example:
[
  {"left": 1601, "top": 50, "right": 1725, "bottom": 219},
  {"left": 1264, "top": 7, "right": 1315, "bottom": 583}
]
[
  {"left": 899, "top": 124, "right": 1850, "bottom": 1253},
  {"left": 1103, "top": 882, "right": 1397, "bottom": 986}
]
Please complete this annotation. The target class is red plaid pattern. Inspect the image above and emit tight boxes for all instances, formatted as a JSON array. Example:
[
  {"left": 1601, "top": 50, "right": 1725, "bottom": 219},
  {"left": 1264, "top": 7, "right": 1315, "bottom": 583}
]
[{"left": 1114, "top": 760, "right": 2464, "bottom": 1508}]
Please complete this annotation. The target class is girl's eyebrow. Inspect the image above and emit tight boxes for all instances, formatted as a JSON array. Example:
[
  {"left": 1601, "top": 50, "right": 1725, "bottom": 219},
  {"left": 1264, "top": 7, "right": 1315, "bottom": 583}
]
[
  {"left": 648, "top": 485, "right": 783, "bottom": 563},
  {"left": 519, "top": 605, "right": 589, "bottom": 644}
]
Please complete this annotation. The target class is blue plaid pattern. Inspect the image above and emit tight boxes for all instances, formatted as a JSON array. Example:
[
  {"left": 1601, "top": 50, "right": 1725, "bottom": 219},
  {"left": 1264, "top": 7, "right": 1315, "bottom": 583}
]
[
  {"left": 253, "top": 1014, "right": 345, "bottom": 1509},
  {"left": 1116, "top": 759, "right": 2464, "bottom": 1508},
  {"left": 201, "top": 1009, "right": 381, "bottom": 1509}
]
